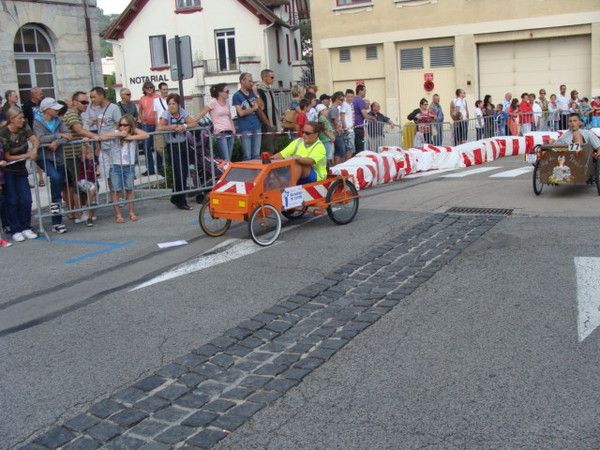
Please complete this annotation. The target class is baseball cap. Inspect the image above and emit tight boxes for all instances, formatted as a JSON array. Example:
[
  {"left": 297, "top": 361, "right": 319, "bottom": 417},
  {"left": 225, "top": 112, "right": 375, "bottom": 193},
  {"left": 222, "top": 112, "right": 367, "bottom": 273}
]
[
  {"left": 40, "top": 97, "right": 63, "bottom": 112},
  {"left": 315, "top": 103, "right": 327, "bottom": 113}
]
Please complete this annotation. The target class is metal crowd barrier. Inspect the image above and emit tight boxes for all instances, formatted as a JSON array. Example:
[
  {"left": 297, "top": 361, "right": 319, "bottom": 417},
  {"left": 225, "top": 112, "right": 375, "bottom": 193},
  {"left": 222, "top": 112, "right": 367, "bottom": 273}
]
[
  {"left": 32, "top": 126, "right": 217, "bottom": 238},
  {"left": 362, "top": 120, "right": 403, "bottom": 152}
]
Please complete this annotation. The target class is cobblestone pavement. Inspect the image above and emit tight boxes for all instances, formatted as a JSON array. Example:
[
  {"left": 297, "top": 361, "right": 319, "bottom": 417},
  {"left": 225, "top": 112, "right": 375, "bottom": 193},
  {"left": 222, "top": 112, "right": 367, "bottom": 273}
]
[{"left": 21, "top": 212, "right": 504, "bottom": 449}]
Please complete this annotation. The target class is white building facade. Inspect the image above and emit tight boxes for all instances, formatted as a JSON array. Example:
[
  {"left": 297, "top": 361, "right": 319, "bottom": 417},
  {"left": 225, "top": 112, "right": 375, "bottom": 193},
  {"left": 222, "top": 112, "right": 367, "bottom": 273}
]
[
  {"left": 103, "top": 0, "right": 309, "bottom": 112},
  {"left": 0, "top": 0, "right": 102, "bottom": 103}
]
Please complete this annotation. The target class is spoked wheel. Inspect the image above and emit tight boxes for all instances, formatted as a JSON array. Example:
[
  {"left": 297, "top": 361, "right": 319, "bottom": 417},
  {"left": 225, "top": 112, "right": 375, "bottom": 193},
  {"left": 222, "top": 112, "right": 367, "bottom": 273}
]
[
  {"left": 595, "top": 158, "right": 600, "bottom": 196},
  {"left": 532, "top": 161, "right": 543, "bottom": 196},
  {"left": 199, "top": 200, "right": 231, "bottom": 237},
  {"left": 282, "top": 206, "right": 307, "bottom": 220},
  {"left": 326, "top": 179, "right": 359, "bottom": 225},
  {"left": 248, "top": 204, "right": 282, "bottom": 246}
]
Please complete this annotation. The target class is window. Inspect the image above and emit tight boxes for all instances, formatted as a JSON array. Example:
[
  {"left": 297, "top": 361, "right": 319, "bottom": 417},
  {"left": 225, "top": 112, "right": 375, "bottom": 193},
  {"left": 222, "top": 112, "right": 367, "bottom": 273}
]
[
  {"left": 286, "top": 34, "right": 291, "bottom": 65},
  {"left": 430, "top": 45, "right": 454, "bottom": 67},
  {"left": 400, "top": 47, "right": 423, "bottom": 70},
  {"left": 336, "top": 0, "right": 371, "bottom": 5},
  {"left": 339, "top": 48, "right": 351, "bottom": 62},
  {"left": 215, "top": 29, "right": 236, "bottom": 71},
  {"left": 366, "top": 45, "right": 377, "bottom": 60},
  {"left": 275, "top": 29, "right": 282, "bottom": 63},
  {"left": 14, "top": 25, "right": 56, "bottom": 102},
  {"left": 149, "top": 35, "right": 168, "bottom": 67},
  {"left": 176, "top": 0, "right": 201, "bottom": 8},
  {"left": 294, "top": 38, "right": 299, "bottom": 61}
]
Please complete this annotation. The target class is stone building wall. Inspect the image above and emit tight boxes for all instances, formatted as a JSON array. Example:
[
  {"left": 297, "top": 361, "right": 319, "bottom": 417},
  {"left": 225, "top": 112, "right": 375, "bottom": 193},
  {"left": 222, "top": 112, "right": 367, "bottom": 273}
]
[{"left": 0, "top": 0, "right": 102, "bottom": 101}]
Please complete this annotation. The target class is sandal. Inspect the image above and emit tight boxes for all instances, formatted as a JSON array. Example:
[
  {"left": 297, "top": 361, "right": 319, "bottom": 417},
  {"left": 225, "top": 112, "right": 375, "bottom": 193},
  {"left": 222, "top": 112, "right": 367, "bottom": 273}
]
[
  {"left": 129, "top": 213, "right": 139, "bottom": 222},
  {"left": 38, "top": 179, "right": 45, "bottom": 187},
  {"left": 115, "top": 216, "right": 126, "bottom": 224}
]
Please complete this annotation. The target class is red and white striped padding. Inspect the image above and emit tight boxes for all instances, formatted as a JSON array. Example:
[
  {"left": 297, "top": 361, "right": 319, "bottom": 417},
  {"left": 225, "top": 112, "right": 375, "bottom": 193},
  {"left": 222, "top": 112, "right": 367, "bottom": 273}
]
[
  {"left": 301, "top": 181, "right": 332, "bottom": 202},
  {"left": 213, "top": 180, "right": 254, "bottom": 194}
]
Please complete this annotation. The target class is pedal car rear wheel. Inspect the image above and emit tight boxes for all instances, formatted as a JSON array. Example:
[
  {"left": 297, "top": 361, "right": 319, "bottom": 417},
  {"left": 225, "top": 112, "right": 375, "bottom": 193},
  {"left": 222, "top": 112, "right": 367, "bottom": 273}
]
[
  {"left": 326, "top": 179, "right": 359, "bottom": 225},
  {"left": 282, "top": 206, "right": 307, "bottom": 220},
  {"left": 248, "top": 204, "right": 282, "bottom": 246},
  {"left": 199, "top": 201, "right": 231, "bottom": 237},
  {"left": 533, "top": 161, "right": 543, "bottom": 196}
]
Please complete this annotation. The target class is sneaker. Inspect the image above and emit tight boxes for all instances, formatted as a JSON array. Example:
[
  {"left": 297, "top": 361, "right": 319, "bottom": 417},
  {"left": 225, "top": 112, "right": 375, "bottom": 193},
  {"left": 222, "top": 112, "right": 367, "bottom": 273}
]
[
  {"left": 52, "top": 224, "right": 67, "bottom": 234},
  {"left": 12, "top": 232, "right": 25, "bottom": 242},
  {"left": 92, "top": 216, "right": 97, "bottom": 221},
  {"left": 86, "top": 218, "right": 94, "bottom": 227},
  {"left": 74, "top": 213, "right": 89, "bottom": 224},
  {"left": 22, "top": 229, "right": 38, "bottom": 239},
  {"left": 49, "top": 202, "right": 61, "bottom": 215},
  {"left": 0, "top": 238, "right": 12, "bottom": 248}
]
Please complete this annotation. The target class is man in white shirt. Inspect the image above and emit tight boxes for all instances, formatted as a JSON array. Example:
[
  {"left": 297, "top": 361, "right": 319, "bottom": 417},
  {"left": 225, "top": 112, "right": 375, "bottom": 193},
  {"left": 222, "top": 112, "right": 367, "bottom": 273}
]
[
  {"left": 340, "top": 89, "right": 355, "bottom": 160},
  {"left": 152, "top": 82, "right": 169, "bottom": 167},
  {"left": 556, "top": 84, "right": 570, "bottom": 130},
  {"left": 502, "top": 92, "right": 512, "bottom": 112},
  {"left": 450, "top": 88, "right": 469, "bottom": 145}
]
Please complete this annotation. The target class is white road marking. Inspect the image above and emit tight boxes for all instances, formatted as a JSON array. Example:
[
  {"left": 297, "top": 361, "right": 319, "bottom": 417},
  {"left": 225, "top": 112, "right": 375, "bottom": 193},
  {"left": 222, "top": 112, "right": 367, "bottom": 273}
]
[
  {"left": 443, "top": 167, "right": 502, "bottom": 178},
  {"left": 575, "top": 257, "right": 600, "bottom": 342},
  {"left": 489, "top": 166, "right": 533, "bottom": 178},
  {"left": 132, "top": 215, "right": 323, "bottom": 291},
  {"left": 404, "top": 168, "right": 458, "bottom": 179}
]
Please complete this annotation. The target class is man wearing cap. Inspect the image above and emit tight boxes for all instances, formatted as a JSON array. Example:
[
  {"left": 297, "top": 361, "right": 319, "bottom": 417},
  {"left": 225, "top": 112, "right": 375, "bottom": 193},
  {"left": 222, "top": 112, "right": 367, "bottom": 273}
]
[{"left": 33, "top": 97, "right": 72, "bottom": 233}]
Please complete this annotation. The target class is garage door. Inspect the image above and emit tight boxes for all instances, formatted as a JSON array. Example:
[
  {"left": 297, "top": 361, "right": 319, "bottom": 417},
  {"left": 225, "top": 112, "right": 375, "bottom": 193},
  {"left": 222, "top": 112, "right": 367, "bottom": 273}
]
[{"left": 478, "top": 36, "right": 591, "bottom": 101}]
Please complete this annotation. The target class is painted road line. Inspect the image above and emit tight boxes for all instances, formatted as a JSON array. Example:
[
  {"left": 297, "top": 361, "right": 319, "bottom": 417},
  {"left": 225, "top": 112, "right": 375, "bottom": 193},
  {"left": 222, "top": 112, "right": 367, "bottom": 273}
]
[
  {"left": 489, "top": 166, "right": 534, "bottom": 178},
  {"left": 575, "top": 257, "right": 600, "bottom": 342},
  {"left": 133, "top": 215, "right": 324, "bottom": 291},
  {"left": 40, "top": 238, "right": 136, "bottom": 264},
  {"left": 404, "top": 168, "right": 458, "bottom": 179},
  {"left": 443, "top": 166, "right": 503, "bottom": 178}
]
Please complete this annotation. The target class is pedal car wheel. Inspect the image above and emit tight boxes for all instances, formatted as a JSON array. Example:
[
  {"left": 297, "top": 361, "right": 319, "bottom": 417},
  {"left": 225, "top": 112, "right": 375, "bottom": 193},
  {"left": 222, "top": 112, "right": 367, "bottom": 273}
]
[
  {"left": 248, "top": 204, "right": 282, "bottom": 246},
  {"left": 326, "top": 179, "right": 359, "bottom": 225},
  {"left": 533, "top": 161, "right": 543, "bottom": 196},
  {"left": 595, "top": 159, "right": 600, "bottom": 196},
  {"left": 282, "top": 206, "right": 307, "bottom": 220},
  {"left": 199, "top": 201, "right": 231, "bottom": 237}
]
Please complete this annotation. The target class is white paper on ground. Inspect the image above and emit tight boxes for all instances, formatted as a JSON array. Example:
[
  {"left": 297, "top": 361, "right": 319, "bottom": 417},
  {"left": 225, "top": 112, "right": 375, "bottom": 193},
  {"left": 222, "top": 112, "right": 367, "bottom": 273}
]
[{"left": 157, "top": 240, "right": 188, "bottom": 249}]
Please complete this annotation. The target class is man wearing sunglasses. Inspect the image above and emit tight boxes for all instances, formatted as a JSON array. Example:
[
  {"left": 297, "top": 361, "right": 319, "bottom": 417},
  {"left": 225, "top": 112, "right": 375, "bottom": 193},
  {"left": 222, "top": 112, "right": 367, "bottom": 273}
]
[
  {"left": 273, "top": 121, "right": 327, "bottom": 184},
  {"left": 62, "top": 91, "right": 101, "bottom": 220}
]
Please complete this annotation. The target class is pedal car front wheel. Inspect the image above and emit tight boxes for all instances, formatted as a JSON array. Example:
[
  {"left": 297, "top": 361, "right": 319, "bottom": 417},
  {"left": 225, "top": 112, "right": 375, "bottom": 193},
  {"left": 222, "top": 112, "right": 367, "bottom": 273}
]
[
  {"left": 199, "top": 201, "right": 231, "bottom": 237},
  {"left": 326, "top": 179, "right": 359, "bottom": 225},
  {"left": 532, "top": 161, "right": 543, "bottom": 196},
  {"left": 248, "top": 204, "right": 282, "bottom": 246}
]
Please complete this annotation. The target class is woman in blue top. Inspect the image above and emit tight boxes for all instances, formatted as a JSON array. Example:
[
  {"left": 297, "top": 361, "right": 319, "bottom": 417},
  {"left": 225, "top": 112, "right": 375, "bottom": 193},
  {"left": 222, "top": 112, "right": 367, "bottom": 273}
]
[
  {"left": 232, "top": 72, "right": 264, "bottom": 160},
  {"left": 157, "top": 93, "right": 199, "bottom": 210}
]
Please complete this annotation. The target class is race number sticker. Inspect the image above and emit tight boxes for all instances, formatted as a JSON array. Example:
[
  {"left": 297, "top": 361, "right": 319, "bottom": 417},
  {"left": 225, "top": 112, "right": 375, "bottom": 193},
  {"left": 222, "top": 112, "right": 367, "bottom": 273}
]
[
  {"left": 569, "top": 143, "right": 581, "bottom": 151},
  {"left": 282, "top": 186, "right": 303, "bottom": 210},
  {"left": 525, "top": 153, "right": 537, "bottom": 164}
]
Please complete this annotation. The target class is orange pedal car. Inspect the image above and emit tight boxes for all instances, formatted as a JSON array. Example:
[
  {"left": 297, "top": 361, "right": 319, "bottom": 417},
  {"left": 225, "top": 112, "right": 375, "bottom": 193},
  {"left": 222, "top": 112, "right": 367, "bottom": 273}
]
[{"left": 199, "top": 156, "right": 359, "bottom": 246}]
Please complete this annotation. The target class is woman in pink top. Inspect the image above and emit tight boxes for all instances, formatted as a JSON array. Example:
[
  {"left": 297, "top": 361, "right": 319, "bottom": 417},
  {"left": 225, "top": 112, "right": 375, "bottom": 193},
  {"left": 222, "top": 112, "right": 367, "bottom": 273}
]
[
  {"left": 196, "top": 83, "right": 235, "bottom": 161},
  {"left": 507, "top": 98, "right": 520, "bottom": 136}
]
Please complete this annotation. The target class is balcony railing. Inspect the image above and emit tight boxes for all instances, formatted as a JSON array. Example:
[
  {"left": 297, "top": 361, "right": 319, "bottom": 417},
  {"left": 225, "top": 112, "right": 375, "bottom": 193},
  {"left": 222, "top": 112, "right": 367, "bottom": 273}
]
[{"left": 203, "top": 58, "right": 240, "bottom": 76}]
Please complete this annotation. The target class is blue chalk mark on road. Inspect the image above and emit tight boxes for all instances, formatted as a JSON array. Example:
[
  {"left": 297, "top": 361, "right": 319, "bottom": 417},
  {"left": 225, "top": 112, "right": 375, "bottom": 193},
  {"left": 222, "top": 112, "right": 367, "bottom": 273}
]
[{"left": 45, "top": 238, "right": 136, "bottom": 264}]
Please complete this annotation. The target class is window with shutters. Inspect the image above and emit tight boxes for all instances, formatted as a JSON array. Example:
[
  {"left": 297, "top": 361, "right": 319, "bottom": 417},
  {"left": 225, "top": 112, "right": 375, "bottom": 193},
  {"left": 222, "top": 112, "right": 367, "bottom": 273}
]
[
  {"left": 366, "top": 45, "right": 377, "bottom": 60},
  {"left": 339, "top": 48, "right": 351, "bottom": 62},
  {"left": 336, "top": 0, "right": 371, "bottom": 5},
  {"left": 430, "top": 45, "right": 454, "bottom": 67},
  {"left": 400, "top": 47, "right": 423, "bottom": 70},
  {"left": 149, "top": 35, "right": 168, "bottom": 68},
  {"left": 176, "top": 0, "right": 201, "bottom": 8},
  {"left": 14, "top": 24, "right": 56, "bottom": 101}
]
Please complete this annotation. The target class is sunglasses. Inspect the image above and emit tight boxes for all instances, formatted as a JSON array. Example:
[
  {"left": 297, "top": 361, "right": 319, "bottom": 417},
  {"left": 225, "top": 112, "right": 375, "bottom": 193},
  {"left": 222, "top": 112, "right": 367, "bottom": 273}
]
[
  {"left": 122, "top": 93, "right": 131, "bottom": 96},
  {"left": 303, "top": 129, "right": 317, "bottom": 135},
  {"left": 118, "top": 123, "right": 130, "bottom": 127},
  {"left": 78, "top": 100, "right": 89, "bottom": 105}
]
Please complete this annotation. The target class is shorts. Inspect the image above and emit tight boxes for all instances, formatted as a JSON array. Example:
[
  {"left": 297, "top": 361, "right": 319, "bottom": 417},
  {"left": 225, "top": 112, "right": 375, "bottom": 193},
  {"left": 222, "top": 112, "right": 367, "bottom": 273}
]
[
  {"left": 77, "top": 179, "right": 97, "bottom": 193},
  {"left": 334, "top": 134, "right": 345, "bottom": 158},
  {"left": 592, "top": 116, "right": 600, "bottom": 128},
  {"left": 298, "top": 168, "right": 317, "bottom": 184},
  {"left": 343, "top": 130, "right": 355, "bottom": 154},
  {"left": 110, "top": 165, "right": 134, "bottom": 191}
]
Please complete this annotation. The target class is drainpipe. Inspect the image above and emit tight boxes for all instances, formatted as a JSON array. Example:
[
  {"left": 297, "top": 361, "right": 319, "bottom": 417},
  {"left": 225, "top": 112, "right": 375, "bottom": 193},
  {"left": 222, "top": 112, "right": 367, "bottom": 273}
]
[{"left": 82, "top": 0, "right": 97, "bottom": 86}]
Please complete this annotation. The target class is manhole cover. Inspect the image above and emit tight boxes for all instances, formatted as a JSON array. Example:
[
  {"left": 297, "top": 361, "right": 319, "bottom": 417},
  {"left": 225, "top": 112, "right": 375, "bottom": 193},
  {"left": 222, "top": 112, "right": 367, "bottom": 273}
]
[{"left": 446, "top": 207, "right": 513, "bottom": 216}]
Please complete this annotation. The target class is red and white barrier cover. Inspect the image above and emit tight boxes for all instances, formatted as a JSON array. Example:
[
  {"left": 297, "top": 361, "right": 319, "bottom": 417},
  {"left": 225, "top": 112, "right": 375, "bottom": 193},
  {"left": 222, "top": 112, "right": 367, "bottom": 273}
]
[{"left": 329, "top": 155, "right": 377, "bottom": 190}]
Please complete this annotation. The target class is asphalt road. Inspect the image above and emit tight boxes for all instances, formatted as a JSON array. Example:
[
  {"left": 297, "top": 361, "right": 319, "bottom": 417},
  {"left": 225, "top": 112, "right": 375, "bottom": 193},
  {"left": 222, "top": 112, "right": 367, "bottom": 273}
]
[{"left": 4, "top": 156, "right": 600, "bottom": 449}]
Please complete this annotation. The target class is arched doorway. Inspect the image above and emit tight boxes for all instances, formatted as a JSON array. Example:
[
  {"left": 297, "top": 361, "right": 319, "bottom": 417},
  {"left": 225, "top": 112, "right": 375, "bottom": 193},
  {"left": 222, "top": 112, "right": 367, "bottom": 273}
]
[{"left": 14, "top": 24, "right": 56, "bottom": 102}]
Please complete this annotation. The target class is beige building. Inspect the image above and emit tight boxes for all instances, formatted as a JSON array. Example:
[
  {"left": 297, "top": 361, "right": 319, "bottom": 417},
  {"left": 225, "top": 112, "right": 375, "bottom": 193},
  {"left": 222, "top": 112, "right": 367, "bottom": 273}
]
[
  {"left": 0, "top": 0, "right": 102, "bottom": 102},
  {"left": 310, "top": 0, "right": 600, "bottom": 123}
]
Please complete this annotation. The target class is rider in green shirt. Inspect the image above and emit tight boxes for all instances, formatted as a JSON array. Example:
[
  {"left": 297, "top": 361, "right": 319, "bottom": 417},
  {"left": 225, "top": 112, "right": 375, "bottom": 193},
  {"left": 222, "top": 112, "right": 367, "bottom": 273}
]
[{"left": 274, "top": 121, "right": 327, "bottom": 183}]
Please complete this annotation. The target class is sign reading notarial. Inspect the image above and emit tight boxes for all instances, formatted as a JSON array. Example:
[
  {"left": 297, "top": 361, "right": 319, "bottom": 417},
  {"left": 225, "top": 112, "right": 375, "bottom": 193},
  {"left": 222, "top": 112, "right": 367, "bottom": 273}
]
[
  {"left": 282, "top": 185, "right": 303, "bottom": 210},
  {"left": 129, "top": 74, "right": 170, "bottom": 85}
]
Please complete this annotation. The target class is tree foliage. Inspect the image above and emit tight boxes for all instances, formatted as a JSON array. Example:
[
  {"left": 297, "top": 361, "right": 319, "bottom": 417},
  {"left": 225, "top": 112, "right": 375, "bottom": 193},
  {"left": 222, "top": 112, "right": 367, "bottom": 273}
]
[{"left": 96, "top": 7, "right": 119, "bottom": 58}]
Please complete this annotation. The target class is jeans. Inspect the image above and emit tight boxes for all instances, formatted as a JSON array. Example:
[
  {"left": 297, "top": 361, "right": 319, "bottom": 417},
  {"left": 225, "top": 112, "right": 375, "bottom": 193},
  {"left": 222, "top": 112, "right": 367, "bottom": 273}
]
[
  {"left": 168, "top": 141, "right": 190, "bottom": 206},
  {"left": 4, "top": 170, "right": 32, "bottom": 234},
  {"left": 240, "top": 130, "right": 262, "bottom": 160},
  {"left": 432, "top": 123, "right": 443, "bottom": 146},
  {"left": 344, "top": 130, "right": 355, "bottom": 155},
  {"left": 214, "top": 131, "right": 234, "bottom": 161},
  {"left": 142, "top": 123, "right": 163, "bottom": 174},
  {"left": 334, "top": 134, "right": 345, "bottom": 158},
  {"left": 37, "top": 158, "right": 64, "bottom": 225}
]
